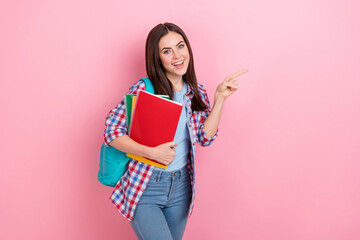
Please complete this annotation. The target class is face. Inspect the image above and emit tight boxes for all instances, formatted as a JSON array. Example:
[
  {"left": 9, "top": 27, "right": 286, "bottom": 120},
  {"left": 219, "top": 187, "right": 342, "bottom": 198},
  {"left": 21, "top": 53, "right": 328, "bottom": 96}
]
[{"left": 158, "top": 31, "right": 190, "bottom": 81}]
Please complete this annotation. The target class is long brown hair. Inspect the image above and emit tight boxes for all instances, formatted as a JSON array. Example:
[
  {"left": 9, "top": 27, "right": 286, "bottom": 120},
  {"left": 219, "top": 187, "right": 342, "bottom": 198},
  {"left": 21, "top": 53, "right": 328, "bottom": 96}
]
[{"left": 145, "top": 22, "right": 207, "bottom": 112}]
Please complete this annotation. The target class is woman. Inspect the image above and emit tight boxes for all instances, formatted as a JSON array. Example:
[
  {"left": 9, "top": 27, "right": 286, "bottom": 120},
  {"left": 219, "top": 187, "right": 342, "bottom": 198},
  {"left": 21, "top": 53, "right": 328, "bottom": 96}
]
[{"left": 104, "top": 22, "right": 247, "bottom": 240}]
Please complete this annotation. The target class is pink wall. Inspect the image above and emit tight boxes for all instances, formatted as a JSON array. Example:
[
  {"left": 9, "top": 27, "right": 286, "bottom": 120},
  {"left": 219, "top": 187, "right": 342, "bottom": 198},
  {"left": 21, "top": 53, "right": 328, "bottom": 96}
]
[{"left": 1, "top": 0, "right": 360, "bottom": 239}]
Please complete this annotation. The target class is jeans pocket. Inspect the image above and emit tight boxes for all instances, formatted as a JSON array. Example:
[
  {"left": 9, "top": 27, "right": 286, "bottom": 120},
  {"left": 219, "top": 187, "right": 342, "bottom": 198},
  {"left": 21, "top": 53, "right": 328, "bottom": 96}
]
[{"left": 148, "top": 172, "right": 159, "bottom": 184}]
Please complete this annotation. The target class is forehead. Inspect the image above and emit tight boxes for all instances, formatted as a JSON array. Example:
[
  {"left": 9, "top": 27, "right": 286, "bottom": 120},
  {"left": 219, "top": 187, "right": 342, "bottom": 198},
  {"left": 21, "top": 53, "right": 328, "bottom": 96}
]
[{"left": 158, "top": 31, "right": 185, "bottom": 48}]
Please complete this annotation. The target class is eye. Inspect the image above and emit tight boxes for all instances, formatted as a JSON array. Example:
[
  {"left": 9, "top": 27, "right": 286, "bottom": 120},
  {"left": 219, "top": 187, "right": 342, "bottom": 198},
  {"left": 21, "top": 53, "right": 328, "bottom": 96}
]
[
  {"left": 179, "top": 44, "right": 185, "bottom": 49},
  {"left": 163, "top": 50, "right": 171, "bottom": 54}
]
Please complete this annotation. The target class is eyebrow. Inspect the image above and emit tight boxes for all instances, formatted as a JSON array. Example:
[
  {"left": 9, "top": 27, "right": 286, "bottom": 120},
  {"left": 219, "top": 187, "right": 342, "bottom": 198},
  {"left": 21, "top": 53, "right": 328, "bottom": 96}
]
[{"left": 160, "top": 41, "right": 184, "bottom": 52}]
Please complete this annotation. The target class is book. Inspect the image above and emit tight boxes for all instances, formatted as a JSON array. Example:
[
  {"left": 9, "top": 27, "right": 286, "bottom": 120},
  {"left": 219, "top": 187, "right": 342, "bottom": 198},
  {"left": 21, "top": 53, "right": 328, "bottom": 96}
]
[
  {"left": 126, "top": 90, "right": 183, "bottom": 169},
  {"left": 124, "top": 94, "right": 170, "bottom": 131},
  {"left": 124, "top": 94, "right": 135, "bottom": 130},
  {"left": 131, "top": 95, "right": 136, "bottom": 123}
]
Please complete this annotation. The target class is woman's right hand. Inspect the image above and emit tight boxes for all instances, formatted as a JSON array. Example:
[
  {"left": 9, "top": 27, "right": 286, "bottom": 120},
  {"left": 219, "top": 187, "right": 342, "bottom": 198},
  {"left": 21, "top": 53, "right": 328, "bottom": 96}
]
[{"left": 149, "top": 141, "right": 177, "bottom": 166}]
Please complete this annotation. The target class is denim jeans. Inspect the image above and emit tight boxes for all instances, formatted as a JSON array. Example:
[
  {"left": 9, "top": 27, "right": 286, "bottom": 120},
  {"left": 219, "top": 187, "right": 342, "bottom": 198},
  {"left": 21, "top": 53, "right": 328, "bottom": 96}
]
[{"left": 130, "top": 165, "right": 192, "bottom": 240}]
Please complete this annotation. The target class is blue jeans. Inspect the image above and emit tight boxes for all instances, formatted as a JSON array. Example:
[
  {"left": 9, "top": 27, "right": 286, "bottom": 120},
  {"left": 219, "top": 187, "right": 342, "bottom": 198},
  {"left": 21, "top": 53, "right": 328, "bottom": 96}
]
[{"left": 130, "top": 165, "right": 192, "bottom": 240}]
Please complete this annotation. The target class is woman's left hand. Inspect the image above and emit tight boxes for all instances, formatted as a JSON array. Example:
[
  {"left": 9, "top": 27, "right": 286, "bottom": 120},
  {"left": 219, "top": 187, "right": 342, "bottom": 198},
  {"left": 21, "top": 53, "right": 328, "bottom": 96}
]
[{"left": 215, "top": 69, "right": 248, "bottom": 100}]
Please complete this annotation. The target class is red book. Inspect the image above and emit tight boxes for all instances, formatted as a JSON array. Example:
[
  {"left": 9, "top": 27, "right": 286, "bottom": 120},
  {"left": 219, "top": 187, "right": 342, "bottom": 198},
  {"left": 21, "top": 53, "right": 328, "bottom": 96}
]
[{"left": 127, "top": 90, "right": 183, "bottom": 168}]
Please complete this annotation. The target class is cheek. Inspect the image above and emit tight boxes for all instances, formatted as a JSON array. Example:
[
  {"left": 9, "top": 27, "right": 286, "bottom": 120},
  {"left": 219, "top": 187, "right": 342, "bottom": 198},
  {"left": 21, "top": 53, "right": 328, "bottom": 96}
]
[{"left": 160, "top": 56, "right": 171, "bottom": 67}]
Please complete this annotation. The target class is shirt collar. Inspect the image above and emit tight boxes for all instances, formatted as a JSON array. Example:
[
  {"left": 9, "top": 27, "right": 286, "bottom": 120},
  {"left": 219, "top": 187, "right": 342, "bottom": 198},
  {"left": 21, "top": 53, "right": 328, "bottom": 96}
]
[{"left": 185, "top": 82, "right": 194, "bottom": 98}]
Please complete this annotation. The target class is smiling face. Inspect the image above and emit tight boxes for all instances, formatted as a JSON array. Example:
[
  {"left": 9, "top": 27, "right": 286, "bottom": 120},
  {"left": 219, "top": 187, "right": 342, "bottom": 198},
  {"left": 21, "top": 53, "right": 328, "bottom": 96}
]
[{"left": 158, "top": 31, "right": 190, "bottom": 82}]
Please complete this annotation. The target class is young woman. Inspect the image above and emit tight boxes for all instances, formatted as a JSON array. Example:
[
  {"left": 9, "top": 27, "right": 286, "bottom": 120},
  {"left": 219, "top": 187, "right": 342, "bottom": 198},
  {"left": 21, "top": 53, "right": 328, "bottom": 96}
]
[{"left": 104, "top": 22, "right": 247, "bottom": 240}]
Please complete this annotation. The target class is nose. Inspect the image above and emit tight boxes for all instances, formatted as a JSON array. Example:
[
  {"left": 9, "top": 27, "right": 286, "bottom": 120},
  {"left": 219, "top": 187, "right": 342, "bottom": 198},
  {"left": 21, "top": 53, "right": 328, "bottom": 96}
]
[{"left": 173, "top": 49, "right": 180, "bottom": 59}]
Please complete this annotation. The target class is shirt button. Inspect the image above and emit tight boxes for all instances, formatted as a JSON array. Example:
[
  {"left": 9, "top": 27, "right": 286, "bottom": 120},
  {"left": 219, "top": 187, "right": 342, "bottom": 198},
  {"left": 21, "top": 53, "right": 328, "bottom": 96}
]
[
  {"left": 109, "top": 113, "right": 114, "bottom": 117},
  {"left": 189, "top": 124, "right": 192, "bottom": 127},
  {"left": 192, "top": 142, "right": 196, "bottom": 146}
]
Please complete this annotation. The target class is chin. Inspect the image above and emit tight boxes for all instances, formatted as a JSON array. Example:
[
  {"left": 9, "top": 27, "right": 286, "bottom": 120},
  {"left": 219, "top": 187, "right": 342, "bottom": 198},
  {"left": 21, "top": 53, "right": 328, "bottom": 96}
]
[
  {"left": 178, "top": 66, "right": 189, "bottom": 76},
  {"left": 178, "top": 69, "right": 188, "bottom": 76}
]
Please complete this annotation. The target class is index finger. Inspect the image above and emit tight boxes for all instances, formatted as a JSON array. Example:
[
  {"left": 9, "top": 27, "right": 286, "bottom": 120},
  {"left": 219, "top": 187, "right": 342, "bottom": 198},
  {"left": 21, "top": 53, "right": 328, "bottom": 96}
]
[{"left": 226, "top": 69, "right": 249, "bottom": 81}]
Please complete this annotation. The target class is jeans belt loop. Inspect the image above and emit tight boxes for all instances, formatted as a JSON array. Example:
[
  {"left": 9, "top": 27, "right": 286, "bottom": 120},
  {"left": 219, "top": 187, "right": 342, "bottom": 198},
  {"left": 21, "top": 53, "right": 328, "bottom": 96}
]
[{"left": 157, "top": 171, "right": 162, "bottom": 183}]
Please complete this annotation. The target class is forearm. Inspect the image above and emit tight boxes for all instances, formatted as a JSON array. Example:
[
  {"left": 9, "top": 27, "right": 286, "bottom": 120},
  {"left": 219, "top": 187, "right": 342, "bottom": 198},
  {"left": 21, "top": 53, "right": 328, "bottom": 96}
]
[
  {"left": 109, "top": 135, "right": 176, "bottom": 165},
  {"left": 203, "top": 95, "right": 225, "bottom": 138},
  {"left": 109, "top": 135, "right": 153, "bottom": 159}
]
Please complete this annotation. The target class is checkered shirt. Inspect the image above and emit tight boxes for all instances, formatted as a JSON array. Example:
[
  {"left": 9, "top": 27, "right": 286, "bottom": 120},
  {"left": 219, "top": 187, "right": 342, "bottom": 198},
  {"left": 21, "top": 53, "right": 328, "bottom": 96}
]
[{"left": 104, "top": 80, "right": 218, "bottom": 221}]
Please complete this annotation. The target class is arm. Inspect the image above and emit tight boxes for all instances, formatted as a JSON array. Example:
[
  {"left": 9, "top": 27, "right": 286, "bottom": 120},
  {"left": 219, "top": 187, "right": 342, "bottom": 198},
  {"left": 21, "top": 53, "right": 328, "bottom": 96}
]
[
  {"left": 203, "top": 69, "right": 249, "bottom": 138},
  {"left": 109, "top": 135, "right": 177, "bottom": 166},
  {"left": 203, "top": 95, "right": 225, "bottom": 138}
]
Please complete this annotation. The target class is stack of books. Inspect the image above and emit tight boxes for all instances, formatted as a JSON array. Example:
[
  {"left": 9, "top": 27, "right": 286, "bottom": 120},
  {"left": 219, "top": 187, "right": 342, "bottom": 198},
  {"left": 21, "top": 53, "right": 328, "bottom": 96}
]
[{"left": 125, "top": 90, "right": 182, "bottom": 168}]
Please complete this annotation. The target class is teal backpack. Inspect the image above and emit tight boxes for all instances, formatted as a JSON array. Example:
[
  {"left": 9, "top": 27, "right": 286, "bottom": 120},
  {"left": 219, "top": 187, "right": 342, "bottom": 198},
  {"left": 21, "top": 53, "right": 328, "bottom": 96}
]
[{"left": 98, "top": 78, "right": 154, "bottom": 187}]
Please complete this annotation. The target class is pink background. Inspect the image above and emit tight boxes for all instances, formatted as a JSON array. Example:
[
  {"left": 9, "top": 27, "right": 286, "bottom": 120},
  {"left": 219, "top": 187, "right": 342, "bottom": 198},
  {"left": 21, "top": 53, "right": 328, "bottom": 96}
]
[{"left": 1, "top": 0, "right": 360, "bottom": 239}]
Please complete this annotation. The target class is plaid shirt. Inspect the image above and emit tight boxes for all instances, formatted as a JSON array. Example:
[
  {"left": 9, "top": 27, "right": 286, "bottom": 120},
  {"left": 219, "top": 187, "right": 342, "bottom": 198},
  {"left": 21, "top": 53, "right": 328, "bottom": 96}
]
[{"left": 104, "top": 80, "right": 218, "bottom": 221}]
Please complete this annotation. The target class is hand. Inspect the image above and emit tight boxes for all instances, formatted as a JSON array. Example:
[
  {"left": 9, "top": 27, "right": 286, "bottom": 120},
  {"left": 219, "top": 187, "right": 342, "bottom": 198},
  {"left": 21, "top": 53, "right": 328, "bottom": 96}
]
[
  {"left": 215, "top": 69, "right": 248, "bottom": 100},
  {"left": 150, "top": 141, "right": 177, "bottom": 165}
]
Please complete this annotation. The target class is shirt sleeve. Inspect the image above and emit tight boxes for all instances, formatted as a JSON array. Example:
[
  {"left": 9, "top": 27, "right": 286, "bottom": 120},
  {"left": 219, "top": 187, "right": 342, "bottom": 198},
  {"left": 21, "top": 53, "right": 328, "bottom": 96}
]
[
  {"left": 103, "top": 81, "right": 146, "bottom": 146},
  {"left": 196, "top": 84, "right": 219, "bottom": 146}
]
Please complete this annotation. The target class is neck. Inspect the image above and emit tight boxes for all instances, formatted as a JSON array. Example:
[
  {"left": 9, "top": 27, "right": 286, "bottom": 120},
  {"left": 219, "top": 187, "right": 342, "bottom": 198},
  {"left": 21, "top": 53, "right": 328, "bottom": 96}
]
[{"left": 167, "top": 75, "right": 184, "bottom": 92}]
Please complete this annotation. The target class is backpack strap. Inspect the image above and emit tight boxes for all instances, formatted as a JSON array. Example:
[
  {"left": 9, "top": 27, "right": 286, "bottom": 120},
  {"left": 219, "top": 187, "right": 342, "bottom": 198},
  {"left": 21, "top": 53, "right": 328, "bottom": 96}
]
[{"left": 139, "top": 78, "right": 155, "bottom": 94}]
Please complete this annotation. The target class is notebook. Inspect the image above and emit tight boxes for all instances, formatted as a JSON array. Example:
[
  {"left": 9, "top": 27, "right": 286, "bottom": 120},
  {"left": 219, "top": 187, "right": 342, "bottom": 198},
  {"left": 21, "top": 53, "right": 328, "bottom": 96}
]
[{"left": 127, "top": 90, "right": 182, "bottom": 168}]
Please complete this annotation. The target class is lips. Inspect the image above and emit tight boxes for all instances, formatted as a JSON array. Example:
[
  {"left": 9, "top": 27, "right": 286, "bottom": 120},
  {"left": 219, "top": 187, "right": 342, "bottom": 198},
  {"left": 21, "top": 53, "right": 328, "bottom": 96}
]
[{"left": 172, "top": 60, "right": 185, "bottom": 68}]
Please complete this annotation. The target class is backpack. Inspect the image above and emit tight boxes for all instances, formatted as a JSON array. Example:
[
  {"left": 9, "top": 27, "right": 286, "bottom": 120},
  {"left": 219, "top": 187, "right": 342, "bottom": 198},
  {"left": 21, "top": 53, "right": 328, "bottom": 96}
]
[{"left": 97, "top": 78, "right": 154, "bottom": 187}]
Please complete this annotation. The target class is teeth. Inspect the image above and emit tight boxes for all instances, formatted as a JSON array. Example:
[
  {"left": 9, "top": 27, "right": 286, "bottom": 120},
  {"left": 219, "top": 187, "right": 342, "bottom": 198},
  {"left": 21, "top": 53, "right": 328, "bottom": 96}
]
[{"left": 172, "top": 61, "right": 184, "bottom": 66}]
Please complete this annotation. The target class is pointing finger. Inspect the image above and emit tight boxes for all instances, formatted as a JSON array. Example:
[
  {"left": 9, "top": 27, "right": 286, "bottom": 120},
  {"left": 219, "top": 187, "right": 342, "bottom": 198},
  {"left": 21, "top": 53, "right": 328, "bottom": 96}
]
[{"left": 226, "top": 69, "right": 248, "bottom": 81}]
